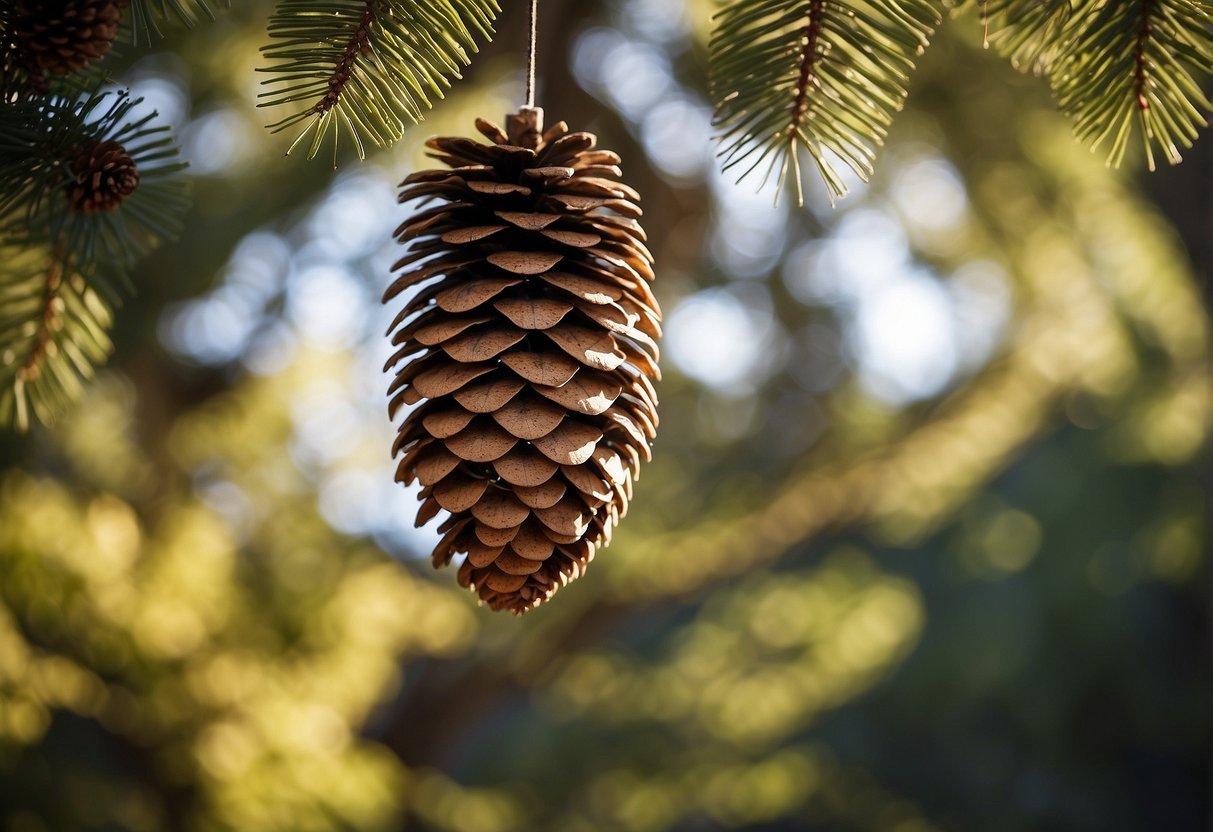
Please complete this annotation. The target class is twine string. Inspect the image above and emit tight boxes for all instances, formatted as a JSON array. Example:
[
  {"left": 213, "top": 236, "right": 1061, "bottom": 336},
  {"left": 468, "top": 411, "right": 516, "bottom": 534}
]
[{"left": 525, "top": 0, "right": 538, "bottom": 107}]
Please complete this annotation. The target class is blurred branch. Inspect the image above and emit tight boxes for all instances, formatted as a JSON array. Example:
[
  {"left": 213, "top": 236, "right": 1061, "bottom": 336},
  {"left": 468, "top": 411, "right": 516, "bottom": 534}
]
[
  {"left": 546, "top": 740, "right": 943, "bottom": 832},
  {"left": 0, "top": 244, "right": 113, "bottom": 431},
  {"left": 126, "top": 0, "right": 227, "bottom": 45},
  {"left": 607, "top": 132, "right": 1209, "bottom": 602}
]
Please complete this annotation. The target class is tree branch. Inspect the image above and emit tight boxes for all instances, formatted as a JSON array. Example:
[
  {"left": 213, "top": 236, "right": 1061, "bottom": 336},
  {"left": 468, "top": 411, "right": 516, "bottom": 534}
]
[
  {"left": 1134, "top": 0, "right": 1155, "bottom": 112},
  {"left": 316, "top": 0, "right": 375, "bottom": 117},
  {"left": 17, "top": 246, "right": 63, "bottom": 386},
  {"left": 790, "top": 1, "right": 826, "bottom": 129}
]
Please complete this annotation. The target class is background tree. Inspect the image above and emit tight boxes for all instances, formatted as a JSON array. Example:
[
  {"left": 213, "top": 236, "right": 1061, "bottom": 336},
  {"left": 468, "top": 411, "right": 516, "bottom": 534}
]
[{"left": 0, "top": 1, "right": 1209, "bottom": 831}]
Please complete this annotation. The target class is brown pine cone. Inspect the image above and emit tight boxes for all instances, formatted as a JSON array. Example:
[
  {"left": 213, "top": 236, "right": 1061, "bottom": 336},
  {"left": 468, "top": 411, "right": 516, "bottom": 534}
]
[
  {"left": 12, "top": 0, "right": 128, "bottom": 79},
  {"left": 385, "top": 109, "right": 661, "bottom": 614},
  {"left": 67, "top": 139, "right": 140, "bottom": 215}
]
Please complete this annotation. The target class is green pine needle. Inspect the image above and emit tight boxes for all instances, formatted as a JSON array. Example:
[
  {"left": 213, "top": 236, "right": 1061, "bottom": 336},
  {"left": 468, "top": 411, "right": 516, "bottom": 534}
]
[
  {"left": 710, "top": 0, "right": 945, "bottom": 204},
  {"left": 126, "top": 0, "right": 228, "bottom": 45},
  {"left": 980, "top": 0, "right": 1075, "bottom": 71},
  {"left": 0, "top": 91, "right": 188, "bottom": 272},
  {"left": 0, "top": 243, "right": 114, "bottom": 432},
  {"left": 983, "top": 0, "right": 1213, "bottom": 169},
  {"left": 258, "top": 0, "right": 501, "bottom": 163},
  {"left": 0, "top": 89, "right": 188, "bottom": 430}
]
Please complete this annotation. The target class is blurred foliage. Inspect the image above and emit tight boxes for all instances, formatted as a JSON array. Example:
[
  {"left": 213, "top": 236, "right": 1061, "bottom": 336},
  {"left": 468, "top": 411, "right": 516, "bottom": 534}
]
[
  {"left": 0, "top": 373, "right": 475, "bottom": 830},
  {"left": 0, "top": 2, "right": 1209, "bottom": 831}
]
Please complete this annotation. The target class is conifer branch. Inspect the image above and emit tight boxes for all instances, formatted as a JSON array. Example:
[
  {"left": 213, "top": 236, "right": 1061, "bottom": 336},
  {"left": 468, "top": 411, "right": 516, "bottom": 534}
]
[
  {"left": 983, "top": 0, "right": 1213, "bottom": 169},
  {"left": 21, "top": 247, "right": 65, "bottom": 386},
  {"left": 710, "top": 0, "right": 945, "bottom": 203},
  {"left": 1057, "top": 0, "right": 1213, "bottom": 168},
  {"left": 258, "top": 0, "right": 501, "bottom": 163},
  {"left": 1134, "top": 0, "right": 1156, "bottom": 112},
  {"left": 0, "top": 88, "right": 185, "bottom": 430},
  {"left": 126, "top": 0, "right": 227, "bottom": 45},
  {"left": 0, "top": 90, "right": 187, "bottom": 271},
  {"left": 0, "top": 243, "right": 114, "bottom": 431},
  {"left": 318, "top": 1, "right": 376, "bottom": 117},
  {"left": 980, "top": 0, "right": 1074, "bottom": 71},
  {"left": 789, "top": 1, "right": 826, "bottom": 155}
]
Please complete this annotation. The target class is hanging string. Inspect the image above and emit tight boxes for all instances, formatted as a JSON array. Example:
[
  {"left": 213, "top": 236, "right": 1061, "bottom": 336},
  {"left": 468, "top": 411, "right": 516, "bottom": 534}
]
[{"left": 525, "top": 0, "right": 539, "bottom": 107}]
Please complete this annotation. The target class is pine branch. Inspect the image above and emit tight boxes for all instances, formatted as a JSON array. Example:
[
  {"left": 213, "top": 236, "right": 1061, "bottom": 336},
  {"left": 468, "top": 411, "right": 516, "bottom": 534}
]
[
  {"left": 258, "top": 0, "right": 501, "bottom": 163},
  {"left": 126, "top": 0, "right": 227, "bottom": 45},
  {"left": 0, "top": 88, "right": 187, "bottom": 429},
  {"left": 980, "top": 0, "right": 1075, "bottom": 71},
  {"left": 0, "top": 243, "right": 114, "bottom": 431},
  {"left": 0, "top": 3, "right": 21, "bottom": 102},
  {"left": 710, "top": 0, "right": 945, "bottom": 203},
  {"left": 0, "top": 90, "right": 188, "bottom": 273},
  {"left": 1051, "top": 0, "right": 1213, "bottom": 169},
  {"left": 0, "top": 1, "right": 226, "bottom": 99},
  {"left": 981, "top": 0, "right": 1213, "bottom": 168}
]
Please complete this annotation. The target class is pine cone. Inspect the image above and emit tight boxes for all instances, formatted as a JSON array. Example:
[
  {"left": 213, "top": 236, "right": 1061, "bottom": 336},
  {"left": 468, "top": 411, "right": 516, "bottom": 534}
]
[
  {"left": 12, "top": 0, "right": 128, "bottom": 79},
  {"left": 67, "top": 139, "right": 140, "bottom": 215},
  {"left": 385, "top": 109, "right": 661, "bottom": 614}
]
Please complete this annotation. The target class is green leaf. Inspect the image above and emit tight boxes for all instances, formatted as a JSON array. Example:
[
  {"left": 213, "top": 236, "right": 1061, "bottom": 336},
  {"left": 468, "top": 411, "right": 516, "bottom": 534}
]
[
  {"left": 710, "top": 0, "right": 945, "bottom": 203},
  {"left": 258, "top": 0, "right": 501, "bottom": 163}
]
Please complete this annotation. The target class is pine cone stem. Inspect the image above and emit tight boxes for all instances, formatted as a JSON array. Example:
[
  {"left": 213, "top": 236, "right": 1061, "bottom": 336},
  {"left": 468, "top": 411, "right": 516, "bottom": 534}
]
[{"left": 507, "top": 106, "right": 544, "bottom": 150}]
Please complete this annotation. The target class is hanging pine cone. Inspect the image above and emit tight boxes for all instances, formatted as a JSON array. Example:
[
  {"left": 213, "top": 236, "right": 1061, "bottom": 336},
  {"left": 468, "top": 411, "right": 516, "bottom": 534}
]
[
  {"left": 11, "top": 0, "right": 128, "bottom": 81},
  {"left": 66, "top": 139, "right": 140, "bottom": 215},
  {"left": 385, "top": 108, "right": 661, "bottom": 614}
]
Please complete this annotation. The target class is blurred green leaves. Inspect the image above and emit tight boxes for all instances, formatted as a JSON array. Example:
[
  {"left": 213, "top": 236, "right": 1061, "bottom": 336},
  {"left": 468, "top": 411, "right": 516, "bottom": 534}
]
[{"left": 0, "top": 372, "right": 477, "bottom": 830}]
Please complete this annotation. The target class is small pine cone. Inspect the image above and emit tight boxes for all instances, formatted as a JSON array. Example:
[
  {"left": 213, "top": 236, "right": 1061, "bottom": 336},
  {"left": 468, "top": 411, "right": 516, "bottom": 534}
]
[
  {"left": 12, "top": 0, "right": 128, "bottom": 79},
  {"left": 67, "top": 139, "right": 140, "bottom": 215},
  {"left": 385, "top": 109, "right": 661, "bottom": 614}
]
